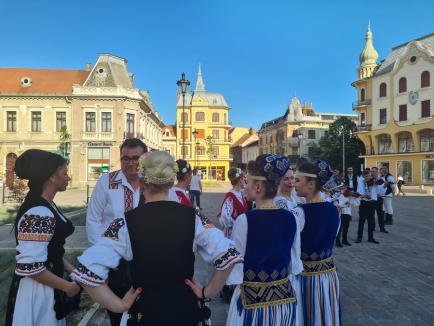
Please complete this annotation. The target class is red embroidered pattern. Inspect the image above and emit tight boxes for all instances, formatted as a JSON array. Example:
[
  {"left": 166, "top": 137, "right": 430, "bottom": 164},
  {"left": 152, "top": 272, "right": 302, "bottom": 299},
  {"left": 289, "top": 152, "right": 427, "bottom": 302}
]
[
  {"left": 214, "top": 247, "right": 242, "bottom": 270},
  {"left": 16, "top": 262, "right": 46, "bottom": 275},
  {"left": 17, "top": 214, "right": 56, "bottom": 242},
  {"left": 124, "top": 187, "right": 134, "bottom": 212},
  {"left": 103, "top": 218, "right": 125, "bottom": 241},
  {"left": 109, "top": 171, "right": 121, "bottom": 190}
]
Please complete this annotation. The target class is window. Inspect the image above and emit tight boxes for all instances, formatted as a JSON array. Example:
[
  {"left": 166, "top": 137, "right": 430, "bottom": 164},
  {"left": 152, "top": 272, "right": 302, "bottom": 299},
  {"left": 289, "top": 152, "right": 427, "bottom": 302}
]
[
  {"left": 6, "top": 111, "right": 16, "bottom": 132},
  {"left": 101, "top": 112, "right": 112, "bottom": 132},
  {"left": 126, "top": 114, "right": 135, "bottom": 137},
  {"left": 196, "top": 145, "right": 205, "bottom": 155},
  {"left": 181, "top": 146, "right": 189, "bottom": 157},
  {"left": 56, "top": 112, "right": 66, "bottom": 132},
  {"left": 421, "top": 100, "right": 431, "bottom": 118},
  {"left": 86, "top": 112, "right": 96, "bottom": 132},
  {"left": 398, "top": 77, "right": 407, "bottom": 93},
  {"left": 195, "top": 112, "right": 205, "bottom": 122},
  {"left": 422, "top": 160, "right": 434, "bottom": 184},
  {"left": 181, "top": 112, "right": 188, "bottom": 124},
  {"left": 360, "top": 88, "right": 365, "bottom": 102},
  {"left": 224, "top": 113, "right": 227, "bottom": 124},
  {"left": 212, "top": 129, "right": 220, "bottom": 140},
  {"left": 397, "top": 161, "right": 412, "bottom": 184},
  {"left": 378, "top": 134, "right": 392, "bottom": 154},
  {"left": 181, "top": 129, "right": 189, "bottom": 140},
  {"left": 420, "top": 130, "right": 434, "bottom": 152},
  {"left": 212, "top": 146, "right": 219, "bottom": 156},
  {"left": 398, "top": 133, "right": 413, "bottom": 152},
  {"left": 31, "top": 112, "right": 42, "bottom": 132},
  {"left": 399, "top": 104, "right": 407, "bottom": 121},
  {"left": 360, "top": 112, "right": 366, "bottom": 126},
  {"left": 308, "top": 130, "right": 316, "bottom": 139},
  {"left": 379, "top": 108, "right": 387, "bottom": 124},
  {"left": 165, "top": 130, "right": 170, "bottom": 137},
  {"left": 421, "top": 71, "right": 430, "bottom": 88},
  {"left": 379, "top": 82, "right": 387, "bottom": 97},
  {"left": 212, "top": 113, "right": 219, "bottom": 123}
]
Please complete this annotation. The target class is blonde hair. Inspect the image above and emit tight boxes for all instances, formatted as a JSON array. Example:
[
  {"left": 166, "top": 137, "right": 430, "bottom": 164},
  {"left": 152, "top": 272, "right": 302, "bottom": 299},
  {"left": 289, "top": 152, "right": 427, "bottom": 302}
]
[{"left": 139, "top": 151, "right": 177, "bottom": 192}]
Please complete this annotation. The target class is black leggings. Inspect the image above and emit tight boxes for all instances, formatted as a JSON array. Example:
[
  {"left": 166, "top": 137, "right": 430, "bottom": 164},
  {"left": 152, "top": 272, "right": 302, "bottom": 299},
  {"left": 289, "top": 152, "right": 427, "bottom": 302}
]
[{"left": 337, "top": 214, "right": 351, "bottom": 243}]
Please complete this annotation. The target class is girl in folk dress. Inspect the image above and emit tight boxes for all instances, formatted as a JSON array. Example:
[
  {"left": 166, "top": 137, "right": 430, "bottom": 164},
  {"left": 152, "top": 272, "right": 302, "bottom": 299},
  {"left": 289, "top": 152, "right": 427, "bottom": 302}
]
[
  {"left": 71, "top": 151, "right": 243, "bottom": 325},
  {"left": 6, "top": 150, "right": 80, "bottom": 326},
  {"left": 168, "top": 159, "right": 193, "bottom": 207},
  {"left": 292, "top": 160, "right": 341, "bottom": 326},
  {"left": 274, "top": 168, "right": 299, "bottom": 210}
]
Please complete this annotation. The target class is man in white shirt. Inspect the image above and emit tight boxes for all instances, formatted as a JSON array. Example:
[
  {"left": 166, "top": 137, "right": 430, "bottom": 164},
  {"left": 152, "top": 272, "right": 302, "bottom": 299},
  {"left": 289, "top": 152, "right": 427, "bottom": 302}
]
[
  {"left": 189, "top": 167, "right": 203, "bottom": 208},
  {"left": 380, "top": 165, "right": 395, "bottom": 225},
  {"left": 86, "top": 138, "right": 147, "bottom": 325}
]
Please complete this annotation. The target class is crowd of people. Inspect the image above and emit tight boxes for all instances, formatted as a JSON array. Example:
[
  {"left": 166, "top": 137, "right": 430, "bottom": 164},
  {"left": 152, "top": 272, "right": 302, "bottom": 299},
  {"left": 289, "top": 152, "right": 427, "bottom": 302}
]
[{"left": 5, "top": 136, "right": 398, "bottom": 325}]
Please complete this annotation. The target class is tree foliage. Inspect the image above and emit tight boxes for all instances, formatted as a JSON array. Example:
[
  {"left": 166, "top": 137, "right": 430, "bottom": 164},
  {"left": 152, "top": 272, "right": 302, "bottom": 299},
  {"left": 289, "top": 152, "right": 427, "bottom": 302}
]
[{"left": 316, "top": 117, "right": 365, "bottom": 172}]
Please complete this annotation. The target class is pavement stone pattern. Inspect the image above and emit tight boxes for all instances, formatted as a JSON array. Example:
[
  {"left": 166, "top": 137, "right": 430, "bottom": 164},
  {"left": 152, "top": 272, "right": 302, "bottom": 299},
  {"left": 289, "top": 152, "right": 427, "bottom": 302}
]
[{"left": 1, "top": 191, "right": 433, "bottom": 325}]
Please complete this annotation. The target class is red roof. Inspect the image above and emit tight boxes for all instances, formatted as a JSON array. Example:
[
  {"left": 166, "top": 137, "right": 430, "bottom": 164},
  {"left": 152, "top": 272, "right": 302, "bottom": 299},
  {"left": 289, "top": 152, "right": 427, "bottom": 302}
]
[
  {"left": 0, "top": 68, "right": 90, "bottom": 94},
  {"left": 163, "top": 125, "right": 176, "bottom": 136}
]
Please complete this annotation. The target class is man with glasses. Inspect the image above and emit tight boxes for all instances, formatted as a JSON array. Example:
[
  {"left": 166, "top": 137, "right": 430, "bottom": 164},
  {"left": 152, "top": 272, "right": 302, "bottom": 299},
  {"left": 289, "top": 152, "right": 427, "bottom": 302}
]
[{"left": 86, "top": 138, "right": 147, "bottom": 325}]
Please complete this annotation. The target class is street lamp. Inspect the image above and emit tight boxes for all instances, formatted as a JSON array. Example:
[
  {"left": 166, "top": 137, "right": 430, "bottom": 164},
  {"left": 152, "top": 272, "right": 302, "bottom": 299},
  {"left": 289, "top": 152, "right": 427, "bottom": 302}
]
[
  {"left": 297, "top": 131, "right": 303, "bottom": 157},
  {"left": 177, "top": 73, "right": 190, "bottom": 159},
  {"left": 192, "top": 129, "right": 198, "bottom": 167}
]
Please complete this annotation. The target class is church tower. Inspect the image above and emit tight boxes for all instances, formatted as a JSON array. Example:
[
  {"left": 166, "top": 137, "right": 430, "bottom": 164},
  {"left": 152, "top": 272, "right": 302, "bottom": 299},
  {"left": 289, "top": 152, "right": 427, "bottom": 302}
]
[{"left": 358, "top": 22, "right": 379, "bottom": 79}]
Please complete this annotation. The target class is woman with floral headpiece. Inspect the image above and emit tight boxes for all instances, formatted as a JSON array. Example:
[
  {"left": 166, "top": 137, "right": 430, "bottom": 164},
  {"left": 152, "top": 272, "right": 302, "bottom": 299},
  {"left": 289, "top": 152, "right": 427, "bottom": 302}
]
[
  {"left": 168, "top": 159, "right": 193, "bottom": 207},
  {"left": 70, "top": 151, "right": 243, "bottom": 325},
  {"left": 292, "top": 160, "right": 341, "bottom": 326},
  {"left": 212, "top": 154, "right": 303, "bottom": 325}
]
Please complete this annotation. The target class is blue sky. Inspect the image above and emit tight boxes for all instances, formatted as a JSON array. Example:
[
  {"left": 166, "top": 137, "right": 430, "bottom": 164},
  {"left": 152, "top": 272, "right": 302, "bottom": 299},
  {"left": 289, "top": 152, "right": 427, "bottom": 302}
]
[{"left": 1, "top": 0, "right": 433, "bottom": 129}]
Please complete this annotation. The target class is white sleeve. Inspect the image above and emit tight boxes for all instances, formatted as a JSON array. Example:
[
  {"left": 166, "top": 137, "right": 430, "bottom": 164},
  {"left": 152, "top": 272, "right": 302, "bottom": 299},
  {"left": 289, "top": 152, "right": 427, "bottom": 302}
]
[
  {"left": 219, "top": 197, "right": 234, "bottom": 229},
  {"left": 86, "top": 176, "right": 107, "bottom": 245},
  {"left": 289, "top": 207, "right": 304, "bottom": 276},
  {"left": 193, "top": 215, "right": 243, "bottom": 271},
  {"left": 15, "top": 206, "right": 56, "bottom": 276},
  {"left": 338, "top": 195, "right": 349, "bottom": 208},
  {"left": 226, "top": 214, "right": 247, "bottom": 285},
  {"left": 71, "top": 218, "right": 133, "bottom": 286},
  {"left": 376, "top": 184, "right": 386, "bottom": 196},
  {"left": 168, "top": 188, "right": 180, "bottom": 203},
  {"left": 357, "top": 180, "right": 365, "bottom": 196}
]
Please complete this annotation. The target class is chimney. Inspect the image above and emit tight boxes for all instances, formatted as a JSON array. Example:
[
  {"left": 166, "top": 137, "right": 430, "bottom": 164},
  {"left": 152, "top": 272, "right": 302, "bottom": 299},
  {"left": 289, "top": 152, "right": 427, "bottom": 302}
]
[{"left": 85, "top": 63, "right": 92, "bottom": 72}]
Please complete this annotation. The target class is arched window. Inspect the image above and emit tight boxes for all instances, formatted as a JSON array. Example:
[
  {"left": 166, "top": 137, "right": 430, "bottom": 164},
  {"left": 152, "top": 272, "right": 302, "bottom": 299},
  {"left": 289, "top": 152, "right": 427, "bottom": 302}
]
[
  {"left": 379, "top": 83, "right": 387, "bottom": 97},
  {"left": 421, "top": 71, "right": 430, "bottom": 88},
  {"left": 399, "top": 77, "right": 407, "bottom": 93},
  {"left": 378, "top": 134, "right": 392, "bottom": 154},
  {"left": 398, "top": 132, "right": 414, "bottom": 152},
  {"left": 360, "top": 88, "right": 365, "bottom": 102}
]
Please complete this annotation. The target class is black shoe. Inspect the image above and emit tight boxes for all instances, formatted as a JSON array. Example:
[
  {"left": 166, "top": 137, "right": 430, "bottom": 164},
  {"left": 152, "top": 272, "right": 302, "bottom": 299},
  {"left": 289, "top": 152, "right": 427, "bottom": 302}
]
[
  {"left": 384, "top": 221, "right": 391, "bottom": 225},
  {"left": 343, "top": 241, "right": 352, "bottom": 246},
  {"left": 355, "top": 238, "right": 362, "bottom": 243},
  {"left": 336, "top": 242, "right": 343, "bottom": 247},
  {"left": 380, "top": 229, "right": 389, "bottom": 233},
  {"left": 368, "top": 239, "right": 380, "bottom": 244}
]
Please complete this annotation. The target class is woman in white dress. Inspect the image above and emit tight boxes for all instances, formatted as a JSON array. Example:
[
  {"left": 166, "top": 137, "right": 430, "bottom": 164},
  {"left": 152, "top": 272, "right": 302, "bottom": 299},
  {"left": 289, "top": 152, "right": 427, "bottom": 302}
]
[
  {"left": 6, "top": 149, "right": 81, "bottom": 326},
  {"left": 71, "top": 151, "right": 243, "bottom": 325}
]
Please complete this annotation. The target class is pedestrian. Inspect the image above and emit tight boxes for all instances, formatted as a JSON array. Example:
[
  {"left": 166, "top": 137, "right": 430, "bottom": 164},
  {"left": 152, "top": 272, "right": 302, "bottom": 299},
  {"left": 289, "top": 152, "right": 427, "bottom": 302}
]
[
  {"left": 381, "top": 165, "right": 395, "bottom": 225},
  {"left": 371, "top": 167, "right": 388, "bottom": 233},
  {"left": 397, "top": 175, "right": 405, "bottom": 196},
  {"left": 336, "top": 185, "right": 356, "bottom": 247},
  {"left": 223, "top": 154, "right": 302, "bottom": 325},
  {"left": 168, "top": 159, "right": 193, "bottom": 206},
  {"left": 71, "top": 151, "right": 242, "bottom": 325},
  {"left": 274, "top": 167, "right": 298, "bottom": 210},
  {"left": 6, "top": 149, "right": 80, "bottom": 326},
  {"left": 344, "top": 166, "right": 358, "bottom": 191},
  {"left": 292, "top": 160, "right": 341, "bottom": 326},
  {"left": 189, "top": 167, "right": 202, "bottom": 208},
  {"left": 86, "top": 138, "right": 147, "bottom": 326}
]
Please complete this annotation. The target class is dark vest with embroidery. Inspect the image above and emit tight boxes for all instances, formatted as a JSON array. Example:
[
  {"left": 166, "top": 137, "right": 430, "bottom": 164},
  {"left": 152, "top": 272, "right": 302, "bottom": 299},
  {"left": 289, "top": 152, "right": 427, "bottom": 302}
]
[
  {"left": 6, "top": 194, "right": 75, "bottom": 325},
  {"left": 125, "top": 201, "right": 200, "bottom": 325},
  {"left": 240, "top": 209, "right": 297, "bottom": 309}
]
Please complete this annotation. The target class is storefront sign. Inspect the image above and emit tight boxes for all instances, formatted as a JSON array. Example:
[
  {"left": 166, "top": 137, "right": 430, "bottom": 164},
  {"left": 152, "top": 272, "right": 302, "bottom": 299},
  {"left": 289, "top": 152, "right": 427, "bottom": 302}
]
[{"left": 88, "top": 142, "right": 114, "bottom": 147}]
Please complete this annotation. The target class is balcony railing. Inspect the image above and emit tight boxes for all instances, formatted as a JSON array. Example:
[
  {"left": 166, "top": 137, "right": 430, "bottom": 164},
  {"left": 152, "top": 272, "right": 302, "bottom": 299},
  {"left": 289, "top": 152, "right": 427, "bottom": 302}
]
[
  {"left": 352, "top": 99, "right": 372, "bottom": 109},
  {"left": 357, "top": 124, "right": 372, "bottom": 131}
]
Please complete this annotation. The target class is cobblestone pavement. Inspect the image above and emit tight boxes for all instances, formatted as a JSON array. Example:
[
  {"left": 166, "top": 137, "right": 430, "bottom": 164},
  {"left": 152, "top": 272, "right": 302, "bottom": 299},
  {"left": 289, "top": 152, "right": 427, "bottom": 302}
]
[{"left": 1, "top": 193, "right": 433, "bottom": 325}]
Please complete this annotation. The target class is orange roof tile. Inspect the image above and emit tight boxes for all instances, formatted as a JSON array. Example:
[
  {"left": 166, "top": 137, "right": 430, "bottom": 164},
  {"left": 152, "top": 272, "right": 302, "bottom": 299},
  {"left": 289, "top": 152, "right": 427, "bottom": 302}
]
[{"left": 0, "top": 68, "right": 90, "bottom": 94}]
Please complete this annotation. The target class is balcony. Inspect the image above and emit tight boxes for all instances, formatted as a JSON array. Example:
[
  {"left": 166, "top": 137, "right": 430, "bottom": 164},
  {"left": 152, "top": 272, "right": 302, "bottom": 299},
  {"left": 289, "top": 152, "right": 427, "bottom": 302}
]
[
  {"left": 210, "top": 121, "right": 232, "bottom": 126},
  {"left": 352, "top": 99, "right": 372, "bottom": 109},
  {"left": 82, "top": 132, "right": 114, "bottom": 140},
  {"left": 357, "top": 124, "right": 372, "bottom": 132}
]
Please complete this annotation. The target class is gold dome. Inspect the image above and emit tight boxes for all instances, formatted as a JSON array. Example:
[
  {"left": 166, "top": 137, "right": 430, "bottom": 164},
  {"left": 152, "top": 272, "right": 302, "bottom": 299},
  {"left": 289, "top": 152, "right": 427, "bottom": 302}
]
[{"left": 359, "top": 22, "right": 378, "bottom": 67}]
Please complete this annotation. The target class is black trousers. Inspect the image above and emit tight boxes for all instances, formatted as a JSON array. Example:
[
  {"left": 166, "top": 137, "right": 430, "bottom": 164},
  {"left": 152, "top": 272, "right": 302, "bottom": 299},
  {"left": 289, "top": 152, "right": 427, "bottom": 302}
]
[
  {"left": 358, "top": 201, "right": 376, "bottom": 240},
  {"left": 337, "top": 214, "right": 351, "bottom": 243},
  {"left": 375, "top": 197, "right": 386, "bottom": 231},
  {"left": 189, "top": 190, "right": 201, "bottom": 208},
  {"left": 108, "top": 260, "right": 131, "bottom": 326}
]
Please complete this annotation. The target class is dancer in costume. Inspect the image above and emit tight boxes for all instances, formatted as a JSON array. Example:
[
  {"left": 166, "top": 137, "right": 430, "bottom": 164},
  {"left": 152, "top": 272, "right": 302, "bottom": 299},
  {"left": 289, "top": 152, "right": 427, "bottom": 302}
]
[
  {"left": 335, "top": 185, "right": 358, "bottom": 247},
  {"left": 6, "top": 150, "right": 80, "bottom": 326},
  {"left": 217, "top": 154, "right": 303, "bottom": 326},
  {"left": 168, "top": 159, "right": 193, "bottom": 206},
  {"left": 274, "top": 167, "right": 298, "bottom": 210},
  {"left": 292, "top": 160, "right": 341, "bottom": 326},
  {"left": 71, "top": 151, "right": 242, "bottom": 325}
]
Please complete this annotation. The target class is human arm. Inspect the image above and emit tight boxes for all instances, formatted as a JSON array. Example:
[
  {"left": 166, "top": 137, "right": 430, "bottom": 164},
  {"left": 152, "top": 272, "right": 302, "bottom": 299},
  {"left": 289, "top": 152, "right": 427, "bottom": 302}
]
[
  {"left": 86, "top": 177, "right": 107, "bottom": 245},
  {"left": 185, "top": 267, "right": 234, "bottom": 299},
  {"left": 289, "top": 207, "right": 305, "bottom": 275},
  {"left": 31, "top": 270, "right": 80, "bottom": 297},
  {"left": 199, "top": 178, "right": 203, "bottom": 193},
  {"left": 219, "top": 197, "right": 234, "bottom": 229}
]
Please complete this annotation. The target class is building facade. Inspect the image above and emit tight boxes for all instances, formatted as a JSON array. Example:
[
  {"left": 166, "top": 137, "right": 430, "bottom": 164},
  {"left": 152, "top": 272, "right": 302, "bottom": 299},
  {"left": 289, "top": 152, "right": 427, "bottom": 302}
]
[
  {"left": 230, "top": 128, "right": 258, "bottom": 167},
  {"left": 0, "top": 54, "right": 164, "bottom": 188},
  {"left": 258, "top": 97, "right": 356, "bottom": 158},
  {"left": 352, "top": 26, "right": 434, "bottom": 185},
  {"left": 162, "top": 125, "right": 177, "bottom": 157},
  {"left": 175, "top": 65, "right": 232, "bottom": 180}
]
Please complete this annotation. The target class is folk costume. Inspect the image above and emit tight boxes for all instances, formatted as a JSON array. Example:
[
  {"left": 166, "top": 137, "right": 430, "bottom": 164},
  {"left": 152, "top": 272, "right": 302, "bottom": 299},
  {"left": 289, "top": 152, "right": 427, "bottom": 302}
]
[
  {"left": 6, "top": 150, "right": 75, "bottom": 326},
  {"left": 273, "top": 194, "right": 298, "bottom": 211},
  {"left": 218, "top": 189, "right": 248, "bottom": 238},
  {"left": 169, "top": 186, "right": 193, "bottom": 207}
]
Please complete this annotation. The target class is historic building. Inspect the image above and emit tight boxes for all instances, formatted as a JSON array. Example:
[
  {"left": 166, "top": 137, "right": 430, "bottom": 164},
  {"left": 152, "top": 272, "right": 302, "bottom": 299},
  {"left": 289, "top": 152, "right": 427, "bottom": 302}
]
[
  {"left": 230, "top": 128, "right": 259, "bottom": 167},
  {"left": 0, "top": 54, "right": 164, "bottom": 187},
  {"left": 175, "top": 65, "right": 232, "bottom": 180},
  {"left": 352, "top": 26, "right": 434, "bottom": 185},
  {"left": 258, "top": 97, "right": 356, "bottom": 158},
  {"left": 162, "top": 125, "right": 177, "bottom": 157}
]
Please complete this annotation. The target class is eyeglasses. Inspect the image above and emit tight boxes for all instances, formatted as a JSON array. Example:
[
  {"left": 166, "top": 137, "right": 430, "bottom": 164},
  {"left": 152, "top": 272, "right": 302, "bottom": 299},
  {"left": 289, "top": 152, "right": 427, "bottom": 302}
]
[{"left": 121, "top": 156, "right": 140, "bottom": 163}]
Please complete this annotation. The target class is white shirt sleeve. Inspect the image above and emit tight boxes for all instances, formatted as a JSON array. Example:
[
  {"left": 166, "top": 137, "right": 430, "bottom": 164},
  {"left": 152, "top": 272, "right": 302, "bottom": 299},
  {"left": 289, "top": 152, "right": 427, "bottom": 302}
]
[
  {"left": 219, "top": 197, "right": 234, "bottom": 229},
  {"left": 225, "top": 213, "right": 247, "bottom": 285},
  {"left": 193, "top": 216, "right": 243, "bottom": 271},
  {"left": 86, "top": 176, "right": 108, "bottom": 245},
  {"left": 71, "top": 217, "right": 133, "bottom": 286},
  {"left": 15, "top": 206, "right": 56, "bottom": 276},
  {"left": 289, "top": 207, "right": 304, "bottom": 276}
]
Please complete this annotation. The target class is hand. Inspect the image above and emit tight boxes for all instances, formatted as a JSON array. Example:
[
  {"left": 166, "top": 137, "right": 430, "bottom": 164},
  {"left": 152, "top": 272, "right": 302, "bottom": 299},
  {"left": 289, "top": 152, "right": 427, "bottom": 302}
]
[
  {"left": 121, "top": 287, "right": 142, "bottom": 311},
  {"left": 362, "top": 194, "right": 370, "bottom": 199},
  {"left": 64, "top": 281, "right": 81, "bottom": 297},
  {"left": 185, "top": 278, "right": 204, "bottom": 299}
]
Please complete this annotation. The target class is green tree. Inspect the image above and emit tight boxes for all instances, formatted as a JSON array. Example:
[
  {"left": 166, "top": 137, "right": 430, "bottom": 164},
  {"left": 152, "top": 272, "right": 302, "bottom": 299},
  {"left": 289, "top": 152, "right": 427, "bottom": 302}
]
[
  {"left": 317, "top": 117, "right": 365, "bottom": 172},
  {"left": 205, "top": 135, "right": 215, "bottom": 179},
  {"left": 58, "top": 125, "right": 71, "bottom": 160}
]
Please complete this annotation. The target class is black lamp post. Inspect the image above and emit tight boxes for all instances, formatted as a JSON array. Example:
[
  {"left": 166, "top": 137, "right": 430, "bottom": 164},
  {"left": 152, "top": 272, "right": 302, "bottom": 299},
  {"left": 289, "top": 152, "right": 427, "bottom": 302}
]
[
  {"left": 177, "top": 73, "right": 190, "bottom": 159},
  {"left": 192, "top": 129, "right": 198, "bottom": 167}
]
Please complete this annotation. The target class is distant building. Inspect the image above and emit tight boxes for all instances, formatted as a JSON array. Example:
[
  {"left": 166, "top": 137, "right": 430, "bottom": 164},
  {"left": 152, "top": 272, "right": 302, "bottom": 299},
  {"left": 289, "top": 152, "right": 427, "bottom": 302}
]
[
  {"left": 230, "top": 128, "right": 259, "bottom": 167},
  {"left": 162, "top": 125, "right": 177, "bottom": 157}
]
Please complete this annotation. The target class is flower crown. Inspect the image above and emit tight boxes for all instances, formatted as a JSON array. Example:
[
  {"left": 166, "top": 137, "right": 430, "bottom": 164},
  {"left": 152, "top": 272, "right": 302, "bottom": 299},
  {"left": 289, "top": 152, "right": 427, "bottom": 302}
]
[{"left": 138, "top": 154, "right": 177, "bottom": 184}]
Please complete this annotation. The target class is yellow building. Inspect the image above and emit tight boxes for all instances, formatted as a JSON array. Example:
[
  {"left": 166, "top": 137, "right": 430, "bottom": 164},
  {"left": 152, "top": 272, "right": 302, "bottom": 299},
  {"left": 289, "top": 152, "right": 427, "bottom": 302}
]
[
  {"left": 352, "top": 26, "right": 434, "bottom": 185},
  {"left": 175, "top": 65, "right": 232, "bottom": 180}
]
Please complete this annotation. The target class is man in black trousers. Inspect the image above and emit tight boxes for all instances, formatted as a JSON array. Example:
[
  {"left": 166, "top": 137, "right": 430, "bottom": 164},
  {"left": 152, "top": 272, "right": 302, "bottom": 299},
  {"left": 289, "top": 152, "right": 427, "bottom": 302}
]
[
  {"left": 371, "top": 167, "right": 388, "bottom": 233},
  {"left": 344, "top": 166, "right": 358, "bottom": 191}
]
